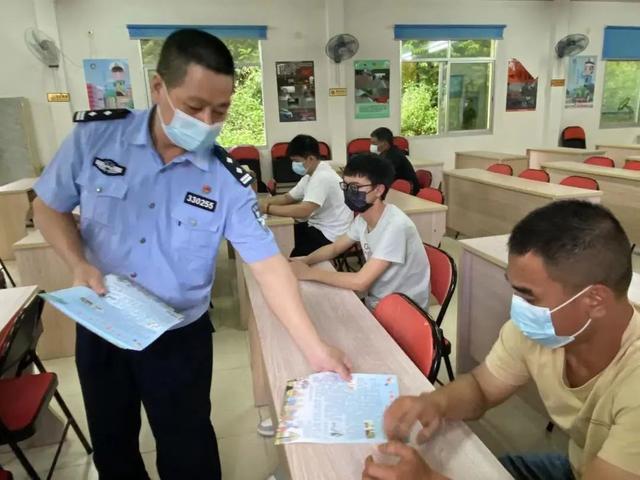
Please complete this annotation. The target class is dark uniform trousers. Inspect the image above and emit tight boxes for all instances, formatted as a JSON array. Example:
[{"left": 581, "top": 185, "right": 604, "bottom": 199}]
[
  {"left": 75, "top": 313, "right": 221, "bottom": 480},
  {"left": 290, "top": 221, "right": 333, "bottom": 257}
]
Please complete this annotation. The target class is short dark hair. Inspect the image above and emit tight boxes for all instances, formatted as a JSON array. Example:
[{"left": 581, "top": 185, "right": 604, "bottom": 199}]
[
  {"left": 287, "top": 135, "right": 320, "bottom": 158},
  {"left": 343, "top": 153, "right": 395, "bottom": 199},
  {"left": 157, "top": 29, "right": 235, "bottom": 87},
  {"left": 509, "top": 201, "right": 632, "bottom": 297},
  {"left": 371, "top": 127, "right": 394, "bottom": 146}
]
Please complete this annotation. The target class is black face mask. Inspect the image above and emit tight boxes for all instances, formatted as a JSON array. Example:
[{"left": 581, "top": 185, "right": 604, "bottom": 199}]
[{"left": 344, "top": 189, "right": 373, "bottom": 213}]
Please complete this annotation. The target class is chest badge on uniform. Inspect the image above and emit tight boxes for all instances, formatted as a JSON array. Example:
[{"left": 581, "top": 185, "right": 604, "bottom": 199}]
[
  {"left": 202, "top": 184, "right": 212, "bottom": 194},
  {"left": 93, "top": 157, "right": 126, "bottom": 176},
  {"left": 184, "top": 192, "right": 217, "bottom": 212}
]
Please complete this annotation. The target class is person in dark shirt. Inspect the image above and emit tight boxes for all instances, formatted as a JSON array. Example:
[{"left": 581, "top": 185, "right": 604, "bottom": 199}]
[{"left": 370, "top": 127, "right": 420, "bottom": 195}]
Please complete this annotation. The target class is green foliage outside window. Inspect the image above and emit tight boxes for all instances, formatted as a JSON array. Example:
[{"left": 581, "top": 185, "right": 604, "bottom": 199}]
[{"left": 140, "top": 38, "right": 265, "bottom": 147}]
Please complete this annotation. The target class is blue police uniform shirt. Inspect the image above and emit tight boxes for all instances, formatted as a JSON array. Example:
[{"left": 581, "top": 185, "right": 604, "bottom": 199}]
[{"left": 35, "top": 108, "right": 280, "bottom": 328}]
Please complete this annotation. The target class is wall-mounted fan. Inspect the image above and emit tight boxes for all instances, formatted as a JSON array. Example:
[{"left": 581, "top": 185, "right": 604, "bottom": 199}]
[
  {"left": 555, "top": 34, "right": 589, "bottom": 58},
  {"left": 325, "top": 34, "right": 359, "bottom": 63},
  {"left": 24, "top": 27, "right": 60, "bottom": 68}
]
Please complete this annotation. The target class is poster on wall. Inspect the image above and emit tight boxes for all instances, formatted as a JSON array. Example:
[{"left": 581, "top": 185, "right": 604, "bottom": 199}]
[
  {"left": 506, "top": 58, "right": 538, "bottom": 112},
  {"left": 565, "top": 56, "right": 596, "bottom": 108},
  {"left": 354, "top": 60, "right": 390, "bottom": 119},
  {"left": 276, "top": 61, "right": 316, "bottom": 122},
  {"left": 83, "top": 59, "right": 134, "bottom": 110}
]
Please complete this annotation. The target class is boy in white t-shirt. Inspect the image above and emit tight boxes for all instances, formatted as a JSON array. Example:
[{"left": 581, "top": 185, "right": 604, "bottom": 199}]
[
  {"left": 259, "top": 135, "right": 352, "bottom": 256},
  {"left": 290, "top": 153, "right": 430, "bottom": 310}
]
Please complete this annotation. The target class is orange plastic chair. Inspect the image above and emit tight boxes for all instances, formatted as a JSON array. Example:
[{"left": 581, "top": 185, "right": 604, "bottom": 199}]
[
  {"left": 393, "top": 136, "right": 410, "bottom": 155},
  {"left": 424, "top": 243, "right": 457, "bottom": 381},
  {"left": 487, "top": 163, "right": 513, "bottom": 176},
  {"left": 416, "top": 169, "right": 432, "bottom": 189},
  {"left": 623, "top": 159, "right": 640, "bottom": 171},
  {"left": 417, "top": 187, "right": 444, "bottom": 204},
  {"left": 347, "top": 138, "right": 371, "bottom": 159},
  {"left": 518, "top": 169, "right": 550, "bottom": 183},
  {"left": 373, "top": 293, "right": 442, "bottom": 382},
  {"left": 230, "top": 145, "right": 262, "bottom": 184},
  {"left": 318, "top": 141, "right": 331, "bottom": 160},
  {"left": 560, "top": 175, "right": 599, "bottom": 190},
  {"left": 390, "top": 179, "right": 412, "bottom": 194},
  {"left": 584, "top": 156, "right": 615, "bottom": 168}
]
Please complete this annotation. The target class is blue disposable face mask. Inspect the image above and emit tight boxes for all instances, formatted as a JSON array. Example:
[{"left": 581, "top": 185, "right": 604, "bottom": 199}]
[
  {"left": 158, "top": 84, "right": 223, "bottom": 152},
  {"left": 510, "top": 285, "right": 593, "bottom": 349},
  {"left": 292, "top": 161, "right": 307, "bottom": 176}
]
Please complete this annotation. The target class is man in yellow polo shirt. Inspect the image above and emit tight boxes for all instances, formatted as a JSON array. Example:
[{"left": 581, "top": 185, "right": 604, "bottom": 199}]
[{"left": 363, "top": 200, "right": 640, "bottom": 480}]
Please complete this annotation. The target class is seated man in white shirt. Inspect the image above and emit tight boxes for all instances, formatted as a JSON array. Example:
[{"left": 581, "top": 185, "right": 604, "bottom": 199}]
[
  {"left": 289, "top": 153, "right": 430, "bottom": 311},
  {"left": 260, "top": 135, "right": 352, "bottom": 257}
]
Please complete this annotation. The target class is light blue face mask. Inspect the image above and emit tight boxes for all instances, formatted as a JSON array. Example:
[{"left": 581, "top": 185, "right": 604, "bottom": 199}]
[
  {"left": 158, "top": 84, "right": 223, "bottom": 152},
  {"left": 291, "top": 161, "right": 307, "bottom": 176},
  {"left": 510, "top": 285, "right": 593, "bottom": 349}
]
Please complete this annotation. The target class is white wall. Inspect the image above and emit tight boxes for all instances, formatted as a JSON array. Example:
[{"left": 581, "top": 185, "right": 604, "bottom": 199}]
[
  {"left": 0, "top": 0, "right": 71, "bottom": 167},
  {"left": 3, "top": 0, "right": 640, "bottom": 172}
]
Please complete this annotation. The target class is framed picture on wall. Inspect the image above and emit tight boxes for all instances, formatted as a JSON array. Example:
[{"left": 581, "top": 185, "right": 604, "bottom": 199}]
[
  {"left": 565, "top": 56, "right": 596, "bottom": 108},
  {"left": 354, "top": 59, "right": 390, "bottom": 119},
  {"left": 83, "top": 59, "right": 134, "bottom": 110},
  {"left": 276, "top": 61, "right": 316, "bottom": 122}
]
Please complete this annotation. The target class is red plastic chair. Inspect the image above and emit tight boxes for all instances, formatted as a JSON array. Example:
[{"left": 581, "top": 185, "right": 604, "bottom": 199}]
[
  {"left": 393, "top": 136, "right": 410, "bottom": 155},
  {"left": 560, "top": 175, "right": 599, "bottom": 190},
  {"left": 584, "top": 156, "right": 615, "bottom": 168},
  {"left": 487, "top": 163, "right": 513, "bottom": 176},
  {"left": 373, "top": 293, "right": 442, "bottom": 383},
  {"left": 390, "top": 179, "right": 412, "bottom": 194},
  {"left": 266, "top": 179, "right": 277, "bottom": 196},
  {"left": 518, "top": 169, "right": 550, "bottom": 182},
  {"left": 347, "top": 138, "right": 371, "bottom": 158},
  {"left": 0, "top": 296, "right": 92, "bottom": 480},
  {"left": 0, "top": 467, "right": 12, "bottom": 480},
  {"left": 318, "top": 141, "right": 332, "bottom": 160},
  {"left": 417, "top": 187, "right": 444, "bottom": 205},
  {"left": 416, "top": 169, "right": 432, "bottom": 189},
  {"left": 561, "top": 126, "right": 586, "bottom": 149},
  {"left": 424, "top": 243, "right": 458, "bottom": 381},
  {"left": 623, "top": 159, "right": 640, "bottom": 171}
]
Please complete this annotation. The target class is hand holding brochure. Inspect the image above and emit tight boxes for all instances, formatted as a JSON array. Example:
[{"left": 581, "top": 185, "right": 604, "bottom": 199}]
[
  {"left": 41, "top": 274, "right": 184, "bottom": 350},
  {"left": 275, "top": 372, "right": 399, "bottom": 444}
]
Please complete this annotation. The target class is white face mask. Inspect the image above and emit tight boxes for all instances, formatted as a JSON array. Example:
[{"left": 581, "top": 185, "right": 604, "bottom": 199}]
[
  {"left": 158, "top": 84, "right": 223, "bottom": 152},
  {"left": 369, "top": 144, "right": 379, "bottom": 154}
]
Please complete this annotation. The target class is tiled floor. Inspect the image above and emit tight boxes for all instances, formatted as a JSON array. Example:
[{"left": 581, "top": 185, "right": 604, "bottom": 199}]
[{"left": 2, "top": 240, "right": 638, "bottom": 479}]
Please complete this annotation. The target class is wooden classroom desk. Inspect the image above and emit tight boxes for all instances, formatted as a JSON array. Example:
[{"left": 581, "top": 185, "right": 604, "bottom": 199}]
[
  {"left": 526, "top": 147, "right": 605, "bottom": 169},
  {"left": 0, "top": 285, "right": 38, "bottom": 334},
  {"left": 0, "top": 177, "right": 37, "bottom": 260},
  {"left": 385, "top": 189, "right": 447, "bottom": 246},
  {"left": 443, "top": 168, "right": 602, "bottom": 238},
  {"left": 12, "top": 230, "right": 76, "bottom": 359},
  {"left": 244, "top": 262, "right": 511, "bottom": 480},
  {"left": 596, "top": 143, "right": 640, "bottom": 168},
  {"left": 412, "top": 160, "right": 444, "bottom": 189},
  {"left": 455, "top": 151, "right": 528, "bottom": 175},
  {"left": 457, "top": 234, "right": 640, "bottom": 375},
  {"left": 542, "top": 161, "right": 640, "bottom": 248}
]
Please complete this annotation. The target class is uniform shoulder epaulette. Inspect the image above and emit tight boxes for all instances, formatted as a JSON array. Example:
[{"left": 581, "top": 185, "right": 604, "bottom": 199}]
[
  {"left": 214, "top": 145, "right": 255, "bottom": 188},
  {"left": 73, "top": 109, "right": 131, "bottom": 123}
]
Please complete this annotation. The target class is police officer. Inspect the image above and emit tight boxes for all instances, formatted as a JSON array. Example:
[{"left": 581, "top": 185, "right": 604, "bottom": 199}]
[{"left": 33, "top": 29, "right": 351, "bottom": 480}]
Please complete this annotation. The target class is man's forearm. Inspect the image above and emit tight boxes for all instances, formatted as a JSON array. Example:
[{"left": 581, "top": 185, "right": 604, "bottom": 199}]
[
  {"left": 427, "top": 372, "right": 491, "bottom": 421},
  {"left": 307, "top": 268, "right": 366, "bottom": 292},
  {"left": 266, "top": 194, "right": 294, "bottom": 206},
  {"left": 33, "top": 198, "right": 87, "bottom": 270},
  {"left": 304, "top": 243, "right": 339, "bottom": 264},
  {"left": 250, "top": 254, "right": 323, "bottom": 353},
  {"left": 269, "top": 203, "right": 314, "bottom": 219}
]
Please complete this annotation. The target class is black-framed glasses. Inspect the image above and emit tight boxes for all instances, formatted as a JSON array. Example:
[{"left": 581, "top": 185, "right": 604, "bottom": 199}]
[{"left": 340, "top": 182, "right": 375, "bottom": 193}]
